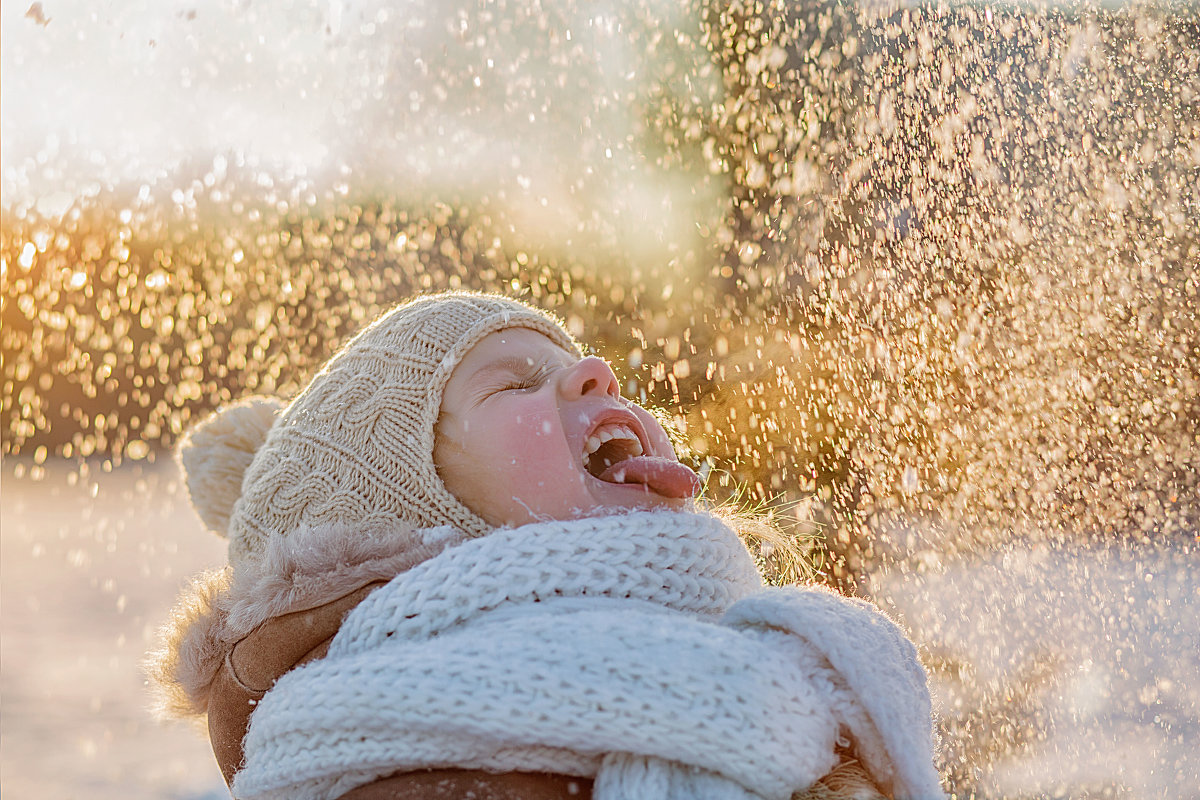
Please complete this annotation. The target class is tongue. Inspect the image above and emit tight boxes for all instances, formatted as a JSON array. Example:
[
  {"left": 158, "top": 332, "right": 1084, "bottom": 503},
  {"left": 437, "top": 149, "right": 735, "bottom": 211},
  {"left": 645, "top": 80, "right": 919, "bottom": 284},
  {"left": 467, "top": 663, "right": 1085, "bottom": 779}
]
[{"left": 597, "top": 456, "right": 701, "bottom": 499}]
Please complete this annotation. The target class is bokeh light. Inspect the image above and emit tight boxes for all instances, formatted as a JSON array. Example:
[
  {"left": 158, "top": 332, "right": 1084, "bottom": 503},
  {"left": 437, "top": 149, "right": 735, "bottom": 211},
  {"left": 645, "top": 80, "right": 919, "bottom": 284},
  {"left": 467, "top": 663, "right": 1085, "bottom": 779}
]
[{"left": 3, "top": 0, "right": 1197, "bottom": 797}]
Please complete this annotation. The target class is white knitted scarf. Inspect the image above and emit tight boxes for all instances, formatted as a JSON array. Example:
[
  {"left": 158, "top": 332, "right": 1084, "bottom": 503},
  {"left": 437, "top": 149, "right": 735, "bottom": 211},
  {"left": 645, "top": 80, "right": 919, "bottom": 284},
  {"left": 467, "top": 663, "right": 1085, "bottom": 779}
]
[{"left": 233, "top": 511, "right": 943, "bottom": 800}]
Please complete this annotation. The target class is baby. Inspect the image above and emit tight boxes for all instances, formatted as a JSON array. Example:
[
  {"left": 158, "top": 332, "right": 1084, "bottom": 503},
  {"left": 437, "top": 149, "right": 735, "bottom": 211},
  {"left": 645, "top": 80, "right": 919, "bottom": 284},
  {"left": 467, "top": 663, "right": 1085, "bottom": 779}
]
[{"left": 150, "top": 293, "right": 942, "bottom": 800}]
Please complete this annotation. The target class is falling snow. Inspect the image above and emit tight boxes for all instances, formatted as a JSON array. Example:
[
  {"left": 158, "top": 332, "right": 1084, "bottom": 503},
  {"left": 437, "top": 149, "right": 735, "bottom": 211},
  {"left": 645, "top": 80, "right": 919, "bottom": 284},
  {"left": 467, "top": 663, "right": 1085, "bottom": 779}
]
[{"left": 2, "top": 0, "right": 1197, "bottom": 797}]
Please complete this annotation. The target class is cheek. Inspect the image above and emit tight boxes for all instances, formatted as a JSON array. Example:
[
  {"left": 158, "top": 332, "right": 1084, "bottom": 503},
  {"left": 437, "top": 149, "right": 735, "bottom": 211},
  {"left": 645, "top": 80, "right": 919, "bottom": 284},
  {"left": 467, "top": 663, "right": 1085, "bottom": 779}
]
[
  {"left": 485, "top": 407, "right": 587, "bottom": 522},
  {"left": 495, "top": 407, "right": 575, "bottom": 472},
  {"left": 513, "top": 412, "right": 573, "bottom": 470}
]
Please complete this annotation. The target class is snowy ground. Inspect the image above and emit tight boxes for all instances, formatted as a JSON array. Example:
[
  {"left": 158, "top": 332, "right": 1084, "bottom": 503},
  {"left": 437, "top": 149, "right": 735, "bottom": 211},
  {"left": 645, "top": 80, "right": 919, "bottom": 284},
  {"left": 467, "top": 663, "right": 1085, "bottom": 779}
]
[
  {"left": 2, "top": 459, "right": 1196, "bottom": 799},
  {"left": 1, "top": 459, "right": 228, "bottom": 800},
  {"left": 867, "top": 527, "right": 1200, "bottom": 799}
]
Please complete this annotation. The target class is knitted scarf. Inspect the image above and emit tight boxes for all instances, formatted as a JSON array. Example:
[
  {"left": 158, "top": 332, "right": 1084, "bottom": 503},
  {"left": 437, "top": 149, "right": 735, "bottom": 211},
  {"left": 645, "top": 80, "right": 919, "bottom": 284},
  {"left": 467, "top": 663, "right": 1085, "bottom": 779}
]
[{"left": 231, "top": 511, "right": 943, "bottom": 800}]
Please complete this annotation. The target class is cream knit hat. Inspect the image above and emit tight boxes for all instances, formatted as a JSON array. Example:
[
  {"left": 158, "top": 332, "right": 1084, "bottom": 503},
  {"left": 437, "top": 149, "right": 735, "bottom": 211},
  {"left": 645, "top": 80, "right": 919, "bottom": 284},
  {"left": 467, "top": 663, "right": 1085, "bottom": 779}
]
[{"left": 180, "top": 292, "right": 582, "bottom": 567}]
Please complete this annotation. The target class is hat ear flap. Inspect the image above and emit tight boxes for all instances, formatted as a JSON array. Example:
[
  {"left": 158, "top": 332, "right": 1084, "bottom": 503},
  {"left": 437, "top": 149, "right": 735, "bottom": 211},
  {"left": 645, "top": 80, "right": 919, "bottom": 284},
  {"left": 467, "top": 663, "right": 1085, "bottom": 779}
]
[{"left": 178, "top": 397, "right": 285, "bottom": 537}]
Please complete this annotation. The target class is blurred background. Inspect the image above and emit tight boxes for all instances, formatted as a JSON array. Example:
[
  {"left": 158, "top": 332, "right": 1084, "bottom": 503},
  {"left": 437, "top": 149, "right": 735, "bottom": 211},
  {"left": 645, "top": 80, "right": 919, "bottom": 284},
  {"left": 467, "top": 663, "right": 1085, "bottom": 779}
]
[{"left": 2, "top": 0, "right": 1197, "bottom": 797}]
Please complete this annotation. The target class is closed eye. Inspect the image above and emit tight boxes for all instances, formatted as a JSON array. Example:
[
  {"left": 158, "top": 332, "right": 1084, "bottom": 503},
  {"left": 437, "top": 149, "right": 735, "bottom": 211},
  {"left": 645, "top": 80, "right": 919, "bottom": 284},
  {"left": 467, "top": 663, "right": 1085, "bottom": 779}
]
[{"left": 497, "top": 363, "right": 554, "bottom": 393}]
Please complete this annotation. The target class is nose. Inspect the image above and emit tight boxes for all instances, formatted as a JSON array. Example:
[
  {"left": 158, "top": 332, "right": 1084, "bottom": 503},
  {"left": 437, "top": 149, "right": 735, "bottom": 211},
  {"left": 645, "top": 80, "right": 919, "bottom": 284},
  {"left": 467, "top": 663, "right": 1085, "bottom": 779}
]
[{"left": 559, "top": 356, "right": 620, "bottom": 401}]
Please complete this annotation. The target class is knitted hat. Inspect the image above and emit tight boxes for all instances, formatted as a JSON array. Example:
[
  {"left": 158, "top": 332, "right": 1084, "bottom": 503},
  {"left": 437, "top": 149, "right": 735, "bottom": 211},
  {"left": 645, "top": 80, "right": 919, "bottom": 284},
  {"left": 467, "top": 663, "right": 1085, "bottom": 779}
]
[{"left": 180, "top": 292, "right": 582, "bottom": 567}]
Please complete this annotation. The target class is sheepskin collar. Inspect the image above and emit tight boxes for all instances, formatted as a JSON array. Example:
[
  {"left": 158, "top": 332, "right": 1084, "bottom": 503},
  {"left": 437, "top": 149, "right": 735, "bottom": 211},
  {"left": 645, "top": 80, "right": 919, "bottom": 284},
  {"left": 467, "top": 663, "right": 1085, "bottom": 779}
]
[{"left": 146, "top": 520, "right": 468, "bottom": 720}]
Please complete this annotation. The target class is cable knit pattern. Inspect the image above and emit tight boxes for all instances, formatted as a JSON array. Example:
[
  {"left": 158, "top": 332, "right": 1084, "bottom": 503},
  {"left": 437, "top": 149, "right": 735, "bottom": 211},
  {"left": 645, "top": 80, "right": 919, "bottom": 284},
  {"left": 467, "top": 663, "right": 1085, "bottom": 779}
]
[
  {"left": 233, "top": 512, "right": 943, "bottom": 800},
  {"left": 219, "top": 292, "right": 581, "bottom": 567}
]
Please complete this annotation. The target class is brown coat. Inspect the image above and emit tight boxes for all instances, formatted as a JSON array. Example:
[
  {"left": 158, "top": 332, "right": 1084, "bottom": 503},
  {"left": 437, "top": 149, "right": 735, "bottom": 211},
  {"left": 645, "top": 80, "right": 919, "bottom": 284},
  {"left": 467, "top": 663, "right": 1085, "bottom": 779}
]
[
  {"left": 148, "top": 521, "right": 886, "bottom": 799},
  {"left": 207, "top": 578, "right": 601, "bottom": 798},
  {"left": 207, "top": 581, "right": 886, "bottom": 800}
]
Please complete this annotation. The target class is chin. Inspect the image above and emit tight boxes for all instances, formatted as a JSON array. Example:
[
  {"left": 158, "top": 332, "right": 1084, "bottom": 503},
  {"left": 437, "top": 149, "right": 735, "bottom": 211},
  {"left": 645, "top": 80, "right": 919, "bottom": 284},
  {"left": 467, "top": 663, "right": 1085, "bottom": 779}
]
[{"left": 584, "top": 490, "right": 689, "bottom": 515}]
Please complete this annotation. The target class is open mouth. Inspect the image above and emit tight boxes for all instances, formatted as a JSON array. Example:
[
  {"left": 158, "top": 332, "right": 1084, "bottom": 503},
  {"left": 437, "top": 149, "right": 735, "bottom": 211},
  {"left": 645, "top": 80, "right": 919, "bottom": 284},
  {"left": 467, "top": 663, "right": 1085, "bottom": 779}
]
[
  {"left": 580, "top": 418, "right": 701, "bottom": 499},
  {"left": 582, "top": 422, "right": 644, "bottom": 478}
]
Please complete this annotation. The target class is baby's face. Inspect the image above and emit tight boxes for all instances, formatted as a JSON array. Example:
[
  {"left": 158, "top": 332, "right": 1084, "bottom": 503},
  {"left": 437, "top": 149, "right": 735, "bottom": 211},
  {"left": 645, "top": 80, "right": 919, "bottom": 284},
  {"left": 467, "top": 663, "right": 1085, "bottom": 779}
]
[{"left": 435, "top": 328, "right": 700, "bottom": 527}]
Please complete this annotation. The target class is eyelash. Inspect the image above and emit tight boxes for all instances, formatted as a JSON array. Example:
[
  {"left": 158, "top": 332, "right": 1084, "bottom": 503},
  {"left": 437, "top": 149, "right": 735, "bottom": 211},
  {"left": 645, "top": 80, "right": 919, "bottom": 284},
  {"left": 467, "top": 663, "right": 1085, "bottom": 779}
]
[{"left": 499, "top": 365, "right": 553, "bottom": 393}]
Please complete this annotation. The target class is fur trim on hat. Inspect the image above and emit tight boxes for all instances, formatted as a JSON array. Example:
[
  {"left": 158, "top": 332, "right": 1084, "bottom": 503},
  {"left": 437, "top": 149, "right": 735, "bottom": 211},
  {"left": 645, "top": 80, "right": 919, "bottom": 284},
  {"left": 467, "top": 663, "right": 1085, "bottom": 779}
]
[
  {"left": 146, "top": 520, "right": 466, "bottom": 721},
  {"left": 145, "top": 566, "right": 234, "bottom": 722}
]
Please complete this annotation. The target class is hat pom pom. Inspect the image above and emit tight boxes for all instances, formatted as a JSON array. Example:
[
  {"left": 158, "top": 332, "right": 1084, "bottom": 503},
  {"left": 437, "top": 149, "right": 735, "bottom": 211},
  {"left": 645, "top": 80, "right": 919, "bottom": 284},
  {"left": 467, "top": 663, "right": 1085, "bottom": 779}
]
[{"left": 179, "top": 397, "right": 285, "bottom": 537}]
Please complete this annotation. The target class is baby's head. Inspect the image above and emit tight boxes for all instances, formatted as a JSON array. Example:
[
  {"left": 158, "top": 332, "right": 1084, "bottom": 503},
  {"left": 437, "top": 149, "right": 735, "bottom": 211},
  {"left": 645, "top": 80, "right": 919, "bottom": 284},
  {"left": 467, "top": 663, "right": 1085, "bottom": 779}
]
[
  {"left": 181, "top": 292, "right": 699, "bottom": 567},
  {"left": 435, "top": 325, "right": 699, "bottom": 527}
]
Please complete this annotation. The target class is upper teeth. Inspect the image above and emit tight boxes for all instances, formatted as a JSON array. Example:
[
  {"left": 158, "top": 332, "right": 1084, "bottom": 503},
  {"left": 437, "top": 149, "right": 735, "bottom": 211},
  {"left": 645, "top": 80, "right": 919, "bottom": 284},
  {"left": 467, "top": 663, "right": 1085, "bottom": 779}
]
[{"left": 583, "top": 423, "right": 643, "bottom": 461}]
